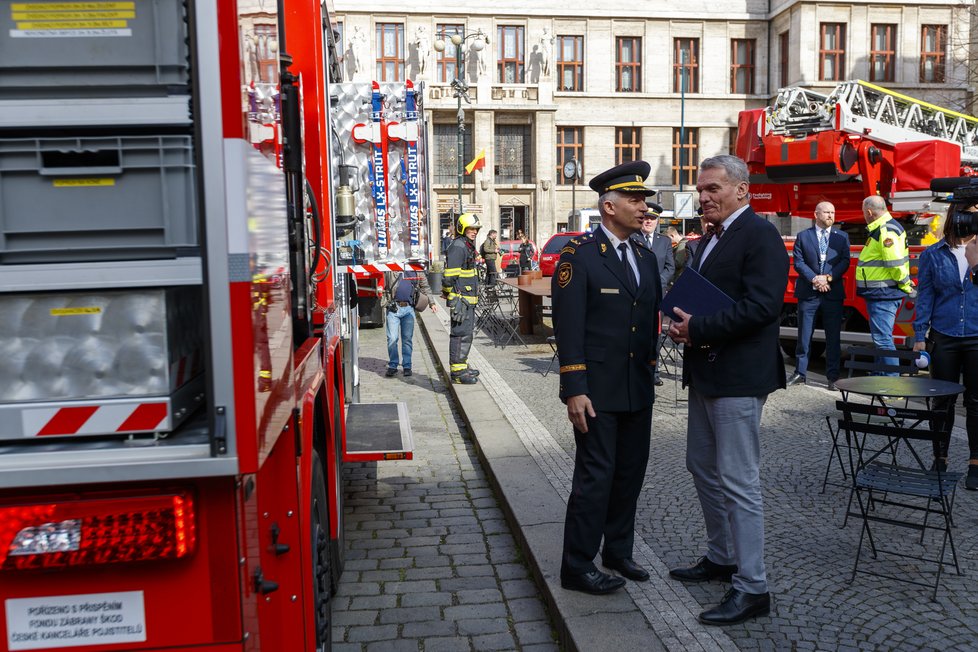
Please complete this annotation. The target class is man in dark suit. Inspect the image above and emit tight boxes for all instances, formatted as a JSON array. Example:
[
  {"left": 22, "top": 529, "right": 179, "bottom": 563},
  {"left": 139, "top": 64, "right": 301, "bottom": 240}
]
[
  {"left": 553, "top": 160, "right": 662, "bottom": 595},
  {"left": 787, "top": 202, "right": 850, "bottom": 390},
  {"left": 636, "top": 205, "right": 675, "bottom": 386},
  {"left": 667, "top": 155, "right": 788, "bottom": 625}
]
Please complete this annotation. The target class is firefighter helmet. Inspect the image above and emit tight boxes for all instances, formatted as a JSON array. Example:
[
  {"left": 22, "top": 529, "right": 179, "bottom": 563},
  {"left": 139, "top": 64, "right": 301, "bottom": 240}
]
[{"left": 456, "top": 212, "right": 483, "bottom": 235}]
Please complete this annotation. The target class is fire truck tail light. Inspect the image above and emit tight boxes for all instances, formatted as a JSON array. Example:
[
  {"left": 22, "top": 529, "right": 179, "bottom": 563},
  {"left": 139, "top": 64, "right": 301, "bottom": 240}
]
[{"left": 0, "top": 491, "right": 196, "bottom": 571}]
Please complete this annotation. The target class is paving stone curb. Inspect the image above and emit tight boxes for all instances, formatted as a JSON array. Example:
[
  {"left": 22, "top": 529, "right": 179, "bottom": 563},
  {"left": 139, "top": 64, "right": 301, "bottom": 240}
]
[{"left": 418, "top": 303, "right": 667, "bottom": 652}]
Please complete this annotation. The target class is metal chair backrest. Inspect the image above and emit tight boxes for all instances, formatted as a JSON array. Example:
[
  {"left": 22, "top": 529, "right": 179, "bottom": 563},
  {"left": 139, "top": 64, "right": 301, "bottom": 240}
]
[{"left": 843, "top": 345, "right": 920, "bottom": 377}]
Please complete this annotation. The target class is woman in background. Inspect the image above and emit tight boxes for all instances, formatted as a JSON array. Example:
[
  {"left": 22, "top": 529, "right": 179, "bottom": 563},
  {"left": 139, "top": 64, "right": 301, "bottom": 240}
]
[{"left": 913, "top": 209, "right": 978, "bottom": 488}]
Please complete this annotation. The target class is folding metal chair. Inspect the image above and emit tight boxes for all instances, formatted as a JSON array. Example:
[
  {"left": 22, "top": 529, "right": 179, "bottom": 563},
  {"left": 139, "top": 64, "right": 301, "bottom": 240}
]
[
  {"left": 541, "top": 336, "right": 558, "bottom": 377},
  {"left": 838, "top": 398, "right": 962, "bottom": 600},
  {"left": 822, "top": 345, "right": 918, "bottom": 494}
]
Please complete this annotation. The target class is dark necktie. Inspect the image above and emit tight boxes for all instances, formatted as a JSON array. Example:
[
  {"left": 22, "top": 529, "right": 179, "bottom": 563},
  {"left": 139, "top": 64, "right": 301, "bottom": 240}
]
[
  {"left": 618, "top": 243, "right": 637, "bottom": 293},
  {"left": 818, "top": 230, "right": 829, "bottom": 274}
]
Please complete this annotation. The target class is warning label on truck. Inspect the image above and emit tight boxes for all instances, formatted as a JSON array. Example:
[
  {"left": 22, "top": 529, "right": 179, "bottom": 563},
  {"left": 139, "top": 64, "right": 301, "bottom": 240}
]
[
  {"left": 5, "top": 591, "right": 146, "bottom": 650},
  {"left": 9, "top": 2, "right": 135, "bottom": 38}
]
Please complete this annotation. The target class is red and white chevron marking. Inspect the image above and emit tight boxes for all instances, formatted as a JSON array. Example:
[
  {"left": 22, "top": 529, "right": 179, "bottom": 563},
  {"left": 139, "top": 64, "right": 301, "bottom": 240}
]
[
  {"left": 22, "top": 403, "right": 170, "bottom": 437},
  {"left": 345, "top": 262, "right": 425, "bottom": 274}
]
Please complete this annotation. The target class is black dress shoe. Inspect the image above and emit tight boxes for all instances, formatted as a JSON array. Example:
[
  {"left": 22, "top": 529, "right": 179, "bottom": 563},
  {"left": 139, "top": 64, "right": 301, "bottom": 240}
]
[
  {"left": 698, "top": 588, "right": 770, "bottom": 626},
  {"left": 603, "top": 557, "right": 650, "bottom": 582},
  {"left": 786, "top": 371, "right": 806, "bottom": 387},
  {"left": 654, "top": 378, "right": 664, "bottom": 387},
  {"left": 560, "top": 570, "right": 626, "bottom": 595},
  {"left": 669, "top": 556, "right": 737, "bottom": 583}
]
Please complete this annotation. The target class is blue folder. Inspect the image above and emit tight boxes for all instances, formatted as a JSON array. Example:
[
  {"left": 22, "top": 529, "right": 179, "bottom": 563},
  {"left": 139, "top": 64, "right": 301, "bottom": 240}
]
[{"left": 660, "top": 267, "right": 734, "bottom": 318}]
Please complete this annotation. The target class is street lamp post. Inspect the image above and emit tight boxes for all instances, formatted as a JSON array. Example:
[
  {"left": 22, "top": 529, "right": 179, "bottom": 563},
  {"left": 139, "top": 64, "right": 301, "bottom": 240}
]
[
  {"left": 679, "top": 47, "right": 687, "bottom": 193},
  {"left": 433, "top": 30, "right": 488, "bottom": 218}
]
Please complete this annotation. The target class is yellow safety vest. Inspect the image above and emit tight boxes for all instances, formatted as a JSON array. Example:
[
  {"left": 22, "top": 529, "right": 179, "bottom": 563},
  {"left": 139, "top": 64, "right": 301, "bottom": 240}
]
[{"left": 856, "top": 212, "right": 912, "bottom": 299}]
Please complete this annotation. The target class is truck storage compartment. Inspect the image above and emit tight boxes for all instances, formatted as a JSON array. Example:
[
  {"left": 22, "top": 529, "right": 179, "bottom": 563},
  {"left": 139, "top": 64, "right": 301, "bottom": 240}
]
[
  {"left": 0, "top": 135, "right": 198, "bottom": 263},
  {"left": 0, "top": 286, "right": 204, "bottom": 439},
  {"left": 0, "top": 0, "right": 190, "bottom": 99}
]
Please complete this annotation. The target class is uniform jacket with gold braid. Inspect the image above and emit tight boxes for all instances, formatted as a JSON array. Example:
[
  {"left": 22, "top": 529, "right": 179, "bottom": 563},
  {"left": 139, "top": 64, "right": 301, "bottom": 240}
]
[{"left": 551, "top": 228, "right": 662, "bottom": 412}]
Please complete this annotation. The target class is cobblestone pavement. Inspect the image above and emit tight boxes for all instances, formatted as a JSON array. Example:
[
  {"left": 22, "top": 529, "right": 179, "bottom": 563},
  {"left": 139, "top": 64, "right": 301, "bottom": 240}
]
[
  {"left": 471, "top": 306, "right": 978, "bottom": 652},
  {"left": 331, "top": 321, "right": 560, "bottom": 652}
]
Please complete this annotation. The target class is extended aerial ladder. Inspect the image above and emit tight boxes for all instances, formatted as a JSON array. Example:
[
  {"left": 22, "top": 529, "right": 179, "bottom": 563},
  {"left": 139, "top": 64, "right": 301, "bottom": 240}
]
[{"left": 740, "top": 80, "right": 978, "bottom": 218}]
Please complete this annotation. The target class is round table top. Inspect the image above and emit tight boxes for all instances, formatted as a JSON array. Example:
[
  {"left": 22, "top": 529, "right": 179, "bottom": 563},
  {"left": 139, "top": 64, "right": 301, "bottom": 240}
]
[{"left": 834, "top": 376, "right": 964, "bottom": 398}]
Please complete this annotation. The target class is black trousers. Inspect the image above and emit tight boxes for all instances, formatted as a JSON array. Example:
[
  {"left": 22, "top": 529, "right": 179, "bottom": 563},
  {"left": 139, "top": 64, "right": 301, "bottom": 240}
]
[
  {"left": 448, "top": 301, "right": 476, "bottom": 371},
  {"left": 930, "top": 331, "right": 978, "bottom": 459},
  {"left": 561, "top": 406, "right": 652, "bottom": 576},
  {"left": 485, "top": 258, "right": 498, "bottom": 286}
]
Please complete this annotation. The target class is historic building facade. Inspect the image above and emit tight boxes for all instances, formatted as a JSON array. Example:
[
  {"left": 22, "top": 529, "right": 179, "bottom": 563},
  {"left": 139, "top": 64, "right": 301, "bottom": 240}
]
[{"left": 332, "top": 1, "right": 974, "bottom": 247}]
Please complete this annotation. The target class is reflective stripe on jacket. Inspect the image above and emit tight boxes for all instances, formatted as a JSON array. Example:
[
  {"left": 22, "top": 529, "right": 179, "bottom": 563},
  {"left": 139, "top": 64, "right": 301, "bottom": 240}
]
[
  {"left": 443, "top": 238, "right": 479, "bottom": 305},
  {"left": 856, "top": 213, "right": 912, "bottom": 300}
]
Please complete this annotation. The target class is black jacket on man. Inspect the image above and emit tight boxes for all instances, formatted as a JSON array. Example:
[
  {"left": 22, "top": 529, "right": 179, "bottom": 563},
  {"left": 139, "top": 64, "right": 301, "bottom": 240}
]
[
  {"left": 552, "top": 228, "right": 662, "bottom": 412},
  {"left": 683, "top": 208, "right": 789, "bottom": 397},
  {"left": 635, "top": 231, "right": 676, "bottom": 292}
]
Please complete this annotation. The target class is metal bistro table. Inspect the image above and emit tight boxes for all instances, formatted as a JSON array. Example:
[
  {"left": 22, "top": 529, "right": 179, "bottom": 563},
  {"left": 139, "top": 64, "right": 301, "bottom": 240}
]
[{"left": 834, "top": 376, "right": 965, "bottom": 407}]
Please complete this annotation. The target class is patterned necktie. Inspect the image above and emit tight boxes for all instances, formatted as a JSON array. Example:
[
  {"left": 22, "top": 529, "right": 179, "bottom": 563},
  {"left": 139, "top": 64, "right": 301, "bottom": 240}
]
[
  {"left": 818, "top": 229, "right": 829, "bottom": 274},
  {"left": 618, "top": 243, "right": 637, "bottom": 293}
]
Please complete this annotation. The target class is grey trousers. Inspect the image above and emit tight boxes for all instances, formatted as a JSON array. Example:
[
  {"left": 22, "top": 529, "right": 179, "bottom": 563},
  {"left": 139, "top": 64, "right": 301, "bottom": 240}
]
[{"left": 686, "top": 388, "right": 768, "bottom": 594}]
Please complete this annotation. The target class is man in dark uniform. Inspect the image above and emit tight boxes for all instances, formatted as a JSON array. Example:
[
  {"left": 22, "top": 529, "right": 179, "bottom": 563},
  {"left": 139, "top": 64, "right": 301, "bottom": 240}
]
[
  {"left": 636, "top": 203, "right": 676, "bottom": 387},
  {"left": 442, "top": 213, "right": 482, "bottom": 384},
  {"left": 553, "top": 160, "right": 662, "bottom": 595}
]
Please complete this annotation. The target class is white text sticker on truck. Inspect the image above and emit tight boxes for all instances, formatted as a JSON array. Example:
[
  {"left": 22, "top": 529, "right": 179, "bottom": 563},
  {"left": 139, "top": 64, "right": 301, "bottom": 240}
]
[{"left": 5, "top": 591, "right": 146, "bottom": 650}]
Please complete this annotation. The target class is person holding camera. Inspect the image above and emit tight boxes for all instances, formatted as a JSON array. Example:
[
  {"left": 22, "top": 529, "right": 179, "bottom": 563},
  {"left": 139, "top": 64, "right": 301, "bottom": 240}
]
[
  {"left": 912, "top": 208, "right": 978, "bottom": 488},
  {"left": 443, "top": 213, "right": 482, "bottom": 384},
  {"left": 384, "top": 268, "right": 436, "bottom": 378}
]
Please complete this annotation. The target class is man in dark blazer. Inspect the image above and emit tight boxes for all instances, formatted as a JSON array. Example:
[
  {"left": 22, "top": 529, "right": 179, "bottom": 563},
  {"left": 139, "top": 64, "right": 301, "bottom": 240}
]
[
  {"left": 787, "top": 202, "right": 850, "bottom": 390},
  {"left": 667, "top": 155, "right": 788, "bottom": 626},
  {"left": 553, "top": 160, "right": 662, "bottom": 595},
  {"left": 636, "top": 205, "right": 675, "bottom": 386}
]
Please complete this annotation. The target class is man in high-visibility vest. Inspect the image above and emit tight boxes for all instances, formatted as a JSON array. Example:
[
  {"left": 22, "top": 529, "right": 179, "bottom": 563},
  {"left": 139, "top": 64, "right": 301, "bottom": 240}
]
[
  {"left": 442, "top": 213, "right": 482, "bottom": 384},
  {"left": 855, "top": 195, "right": 915, "bottom": 375}
]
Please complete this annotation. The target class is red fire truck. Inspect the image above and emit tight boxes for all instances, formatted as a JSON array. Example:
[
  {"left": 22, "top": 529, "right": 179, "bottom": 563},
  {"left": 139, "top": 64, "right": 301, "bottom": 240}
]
[
  {"left": 737, "top": 80, "right": 978, "bottom": 351},
  {"left": 0, "top": 0, "right": 425, "bottom": 649}
]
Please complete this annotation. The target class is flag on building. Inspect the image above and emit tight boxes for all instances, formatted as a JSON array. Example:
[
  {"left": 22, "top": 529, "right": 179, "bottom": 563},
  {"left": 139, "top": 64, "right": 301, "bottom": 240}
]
[{"left": 465, "top": 148, "right": 487, "bottom": 175}]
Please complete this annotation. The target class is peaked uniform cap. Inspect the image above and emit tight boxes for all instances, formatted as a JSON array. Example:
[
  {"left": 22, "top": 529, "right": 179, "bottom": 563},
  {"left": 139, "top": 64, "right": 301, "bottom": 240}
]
[
  {"left": 588, "top": 160, "right": 656, "bottom": 196},
  {"left": 645, "top": 202, "right": 664, "bottom": 216}
]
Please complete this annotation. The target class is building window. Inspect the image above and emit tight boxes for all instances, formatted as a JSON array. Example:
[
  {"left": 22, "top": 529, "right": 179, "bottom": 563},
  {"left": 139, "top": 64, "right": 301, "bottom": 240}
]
[
  {"left": 495, "top": 124, "right": 532, "bottom": 183},
  {"left": 497, "top": 25, "right": 525, "bottom": 83},
  {"left": 556, "top": 35, "right": 584, "bottom": 91},
  {"left": 921, "top": 24, "right": 947, "bottom": 83},
  {"left": 433, "top": 123, "right": 473, "bottom": 185},
  {"left": 436, "top": 24, "right": 464, "bottom": 83},
  {"left": 556, "top": 127, "right": 583, "bottom": 186},
  {"left": 730, "top": 39, "right": 755, "bottom": 94},
  {"left": 252, "top": 24, "right": 278, "bottom": 83},
  {"left": 616, "top": 37, "right": 642, "bottom": 92},
  {"left": 615, "top": 127, "right": 641, "bottom": 165},
  {"left": 779, "top": 31, "right": 789, "bottom": 88},
  {"left": 672, "top": 127, "right": 698, "bottom": 187},
  {"left": 673, "top": 38, "right": 699, "bottom": 93},
  {"left": 869, "top": 24, "right": 896, "bottom": 82},
  {"left": 376, "top": 23, "right": 405, "bottom": 81},
  {"left": 819, "top": 23, "right": 846, "bottom": 82}
]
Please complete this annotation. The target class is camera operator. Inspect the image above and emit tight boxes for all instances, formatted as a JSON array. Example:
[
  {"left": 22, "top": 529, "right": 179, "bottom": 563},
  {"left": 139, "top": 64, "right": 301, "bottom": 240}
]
[{"left": 913, "top": 199, "right": 978, "bottom": 488}]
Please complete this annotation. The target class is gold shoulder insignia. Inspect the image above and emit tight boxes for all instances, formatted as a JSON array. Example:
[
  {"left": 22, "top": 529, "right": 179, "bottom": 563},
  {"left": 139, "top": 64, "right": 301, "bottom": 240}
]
[
  {"left": 556, "top": 261, "right": 573, "bottom": 288},
  {"left": 569, "top": 238, "right": 579, "bottom": 245},
  {"left": 600, "top": 243, "right": 607, "bottom": 253},
  {"left": 559, "top": 245, "right": 576, "bottom": 256}
]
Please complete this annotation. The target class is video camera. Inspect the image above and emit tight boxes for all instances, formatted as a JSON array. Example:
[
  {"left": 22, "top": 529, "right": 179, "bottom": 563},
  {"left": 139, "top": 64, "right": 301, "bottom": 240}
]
[{"left": 930, "top": 177, "right": 978, "bottom": 236}]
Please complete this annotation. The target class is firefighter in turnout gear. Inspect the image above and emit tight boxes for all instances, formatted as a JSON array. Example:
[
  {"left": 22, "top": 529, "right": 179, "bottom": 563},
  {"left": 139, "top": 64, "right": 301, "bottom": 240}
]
[
  {"left": 856, "top": 195, "right": 915, "bottom": 374},
  {"left": 443, "top": 213, "right": 482, "bottom": 384}
]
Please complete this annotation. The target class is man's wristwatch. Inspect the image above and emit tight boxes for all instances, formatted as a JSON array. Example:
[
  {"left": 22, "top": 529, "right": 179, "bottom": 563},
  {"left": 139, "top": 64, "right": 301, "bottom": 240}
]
[{"left": 825, "top": 274, "right": 833, "bottom": 283}]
